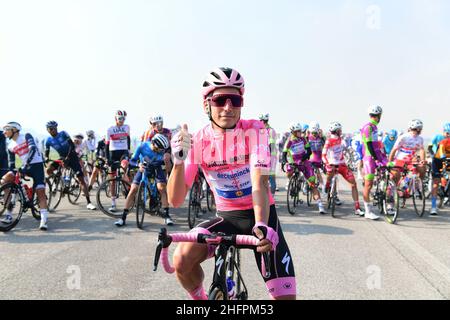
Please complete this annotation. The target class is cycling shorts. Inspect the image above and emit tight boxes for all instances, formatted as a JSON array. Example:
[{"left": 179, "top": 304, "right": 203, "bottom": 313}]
[
  {"left": 50, "top": 155, "right": 83, "bottom": 178},
  {"left": 363, "top": 156, "right": 377, "bottom": 181},
  {"left": 9, "top": 163, "right": 46, "bottom": 190},
  {"left": 431, "top": 158, "right": 448, "bottom": 179},
  {"left": 326, "top": 164, "right": 355, "bottom": 182},
  {"left": 286, "top": 161, "right": 314, "bottom": 181},
  {"left": 132, "top": 166, "right": 167, "bottom": 185}
]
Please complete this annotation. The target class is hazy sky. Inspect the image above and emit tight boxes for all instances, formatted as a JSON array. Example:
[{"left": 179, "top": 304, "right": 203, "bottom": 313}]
[{"left": 1, "top": 0, "right": 449, "bottom": 139}]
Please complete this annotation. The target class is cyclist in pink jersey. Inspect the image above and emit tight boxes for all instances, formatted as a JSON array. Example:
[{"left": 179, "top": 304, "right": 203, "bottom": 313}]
[
  {"left": 307, "top": 121, "right": 326, "bottom": 193},
  {"left": 322, "top": 122, "right": 365, "bottom": 216},
  {"left": 282, "top": 122, "right": 326, "bottom": 214},
  {"left": 167, "top": 67, "right": 296, "bottom": 300},
  {"left": 360, "top": 105, "right": 387, "bottom": 220}
]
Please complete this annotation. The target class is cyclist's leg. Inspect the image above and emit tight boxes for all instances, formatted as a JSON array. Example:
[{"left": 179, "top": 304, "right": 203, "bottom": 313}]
[
  {"left": 67, "top": 156, "right": 91, "bottom": 204},
  {"left": 362, "top": 156, "right": 376, "bottom": 202},
  {"left": 29, "top": 163, "right": 48, "bottom": 210},
  {"left": 253, "top": 205, "right": 296, "bottom": 300},
  {"left": 173, "top": 216, "right": 237, "bottom": 299},
  {"left": 324, "top": 165, "right": 335, "bottom": 192},
  {"left": 1, "top": 171, "right": 14, "bottom": 185},
  {"left": 125, "top": 171, "right": 141, "bottom": 209},
  {"left": 24, "top": 163, "right": 49, "bottom": 229},
  {"left": 339, "top": 164, "right": 361, "bottom": 209},
  {"left": 88, "top": 165, "right": 100, "bottom": 188},
  {"left": 362, "top": 156, "right": 377, "bottom": 215},
  {"left": 46, "top": 161, "right": 59, "bottom": 177},
  {"left": 392, "top": 159, "right": 405, "bottom": 185},
  {"left": 163, "top": 152, "right": 172, "bottom": 176},
  {"left": 430, "top": 158, "right": 442, "bottom": 211},
  {"left": 301, "top": 161, "right": 320, "bottom": 200}
]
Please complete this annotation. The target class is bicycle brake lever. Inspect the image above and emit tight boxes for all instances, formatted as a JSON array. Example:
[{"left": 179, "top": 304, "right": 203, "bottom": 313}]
[
  {"left": 262, "top": 252, "right": 271, "bottom": 279},
  {"left": 153, "top": 241, "right": 163, "bottom": 272}
]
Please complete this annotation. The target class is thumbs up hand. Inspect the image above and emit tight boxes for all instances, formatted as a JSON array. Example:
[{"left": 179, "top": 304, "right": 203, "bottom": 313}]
[{"left": 171, "top": 124, "right": 192, "bottom": 165}]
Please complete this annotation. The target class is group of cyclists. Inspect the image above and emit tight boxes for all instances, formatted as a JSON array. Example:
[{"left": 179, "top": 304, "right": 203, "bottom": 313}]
[
  {"left": 272, "top": 108, "right": 450, "bottom": 220},
  {"left": 1, "top": 66, "right": 450, "bottom": 300},
  {"left": 0, "top": 112, "right": 177, "bottom": 230}
]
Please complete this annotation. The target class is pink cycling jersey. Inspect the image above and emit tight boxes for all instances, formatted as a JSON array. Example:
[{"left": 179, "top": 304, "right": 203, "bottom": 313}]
[
  {"left": 184, "top": 119, "right": 274, "bottom": 212},
  {"left": 360, "top": 120, "right": 384, "bottom": 161},
  {"left": 322, "top": 134, "right": 345, "bottom": 166},
  {"left": 308, "top": 134, "right": 325, "bottom": 163},
  {"left": 283, "top": 136, "right": 309, "bottom": 163}
]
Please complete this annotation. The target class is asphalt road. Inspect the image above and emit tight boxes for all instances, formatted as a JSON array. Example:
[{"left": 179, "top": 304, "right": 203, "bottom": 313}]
[{"left": 1, "top": 176, "right": 449, "bottom": 300}]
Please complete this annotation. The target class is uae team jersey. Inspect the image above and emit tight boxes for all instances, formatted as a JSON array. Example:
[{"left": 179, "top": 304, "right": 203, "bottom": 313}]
[
  {"left": 106, "top": 125, "right": 130, "bottom": 151},
  {"left": 184, "top": 119, "right": 274, "bottom": 212},
  {"left": 7, "top": 133, "right": 43, "bottom": 166},
  {"left": 322, "top": 134, "right": 345, "bottom": 165},
  {"left": 392, "top": 133, "right": 424, "bottom": 161}
]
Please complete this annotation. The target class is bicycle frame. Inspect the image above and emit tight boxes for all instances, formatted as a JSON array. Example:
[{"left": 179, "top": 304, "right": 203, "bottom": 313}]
[{"left": 153, "top": 228, "right": 271, "bottom": 300}]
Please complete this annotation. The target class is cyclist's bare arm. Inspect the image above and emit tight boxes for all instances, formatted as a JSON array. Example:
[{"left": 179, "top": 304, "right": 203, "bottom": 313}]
[
  {"left": 167, "top": 163, "right": 189, "bottom": 207},
  {"left": 388, "top": 146, "right": 399, "bottom": 162},
  {"left": 251, "top": 169, "right": 270, "bottom": 224}
]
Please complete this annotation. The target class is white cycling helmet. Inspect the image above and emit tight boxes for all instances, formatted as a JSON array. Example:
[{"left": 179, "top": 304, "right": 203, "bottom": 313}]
[
  {"left": 73, "top": 133, "right": 84, "bottom": 140},
  {"left": 151, "top": 115, "right": 164, "bottom": 124},
  {"left": 329, "top": 122, "right": 343, "bottom": 133},
  {"left": 368, "top": 105, "right": 383, "bottom": 115},
  {"left": 152, "top": 133, "right": 170, "bottom": 150},
  {"left": 289, "top": 122, "right": 302, "bottom": 132},
  {"left": 409, "top": 119, "right": 423, "bottom": 130},
  {"left": 309, "top": 121, "right": 320, "bottom": 133},
  {"left": 202, "top": 67, "right": 245, "bottom": 98},
  {"left": 259, "top": 113, "right": 269, "bottom": 121},
  {"left": 3, "top": 121, "right": 22, "bottom": 132},
  {"left": 115, "top": 110, "right": 127, "bottom": 118}
]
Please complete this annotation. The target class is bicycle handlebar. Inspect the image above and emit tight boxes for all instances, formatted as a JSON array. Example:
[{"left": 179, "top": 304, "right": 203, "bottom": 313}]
[{"left": 153, "top": 228, "right": 271, "bottom": 278}]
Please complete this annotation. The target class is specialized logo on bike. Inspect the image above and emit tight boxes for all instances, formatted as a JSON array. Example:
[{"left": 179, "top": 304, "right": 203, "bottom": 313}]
[
  {"left": 216, "top": 256, "right": 224, "bottom": 276},
  {"left": 282, "top": 252, "right": 291, "bottom": 274}
]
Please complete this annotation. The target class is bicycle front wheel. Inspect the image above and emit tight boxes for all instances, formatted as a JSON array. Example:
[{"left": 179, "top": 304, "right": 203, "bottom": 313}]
[
  {"left": 383, "top": 180, "right": 399, "bottom": 224},
  {"left": 0, "top": 184, "right": 25, "bottom": 232},
  {"left": 46, "top": 176, "right": 63, "bottom": 212},
  {"left": 67, "top": 174, "right": 82, "bottom": 205},
  {"left": 206, "top": 187, "right": 216, "bottom": 212},
  {"left": 287, "top": 177, "right": 298, "bottom": 215},
  {"left": 188, "top": 182, "right": 200, "bottom": 229},
  {"left": 330, "top": 181, "right": 337, "bottom": 218},
  {"left": 412, "top": 178, "right": 426, "bottom": 217},
  {"left": 208, "top": 287, "right": 227, "bottom": 300},
  {"left": 136, "top": 183, "right": 148, "bottom": 229},
  {"left": 96, "top": 177, "right": 131, "bottom": 218}
]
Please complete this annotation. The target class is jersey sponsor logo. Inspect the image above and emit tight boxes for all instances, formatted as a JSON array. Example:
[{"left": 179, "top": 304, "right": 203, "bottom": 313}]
[
  {"left": 110, "top": 126, "right": 128, "bottom": 134},
  {"left": 216, "top": 168, "right": 250, "bottom": 180}
]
